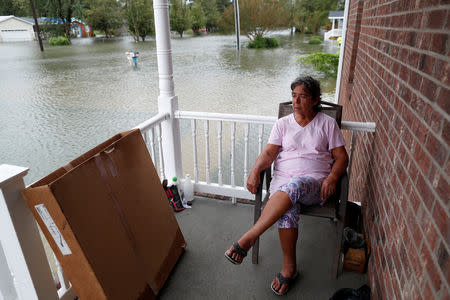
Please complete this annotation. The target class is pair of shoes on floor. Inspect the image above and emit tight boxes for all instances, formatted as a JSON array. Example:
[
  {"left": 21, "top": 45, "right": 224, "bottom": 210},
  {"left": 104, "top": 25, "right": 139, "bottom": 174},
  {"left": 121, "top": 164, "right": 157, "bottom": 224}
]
[
  {"left": 225, "top": 242, "right": 298, "bottom": 296},
  {"left": 224, "top": 241, "right": 247, "bottom": 265},
  {"left": 271, "top": 272, "right": 299, "bottom": 296}
]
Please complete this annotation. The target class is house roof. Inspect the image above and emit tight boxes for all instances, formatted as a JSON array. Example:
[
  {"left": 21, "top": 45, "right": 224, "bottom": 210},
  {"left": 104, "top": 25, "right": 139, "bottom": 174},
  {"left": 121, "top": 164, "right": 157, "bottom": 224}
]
[
  {"left": 328, "top": 10, "right": 344, "bottom": 18},
  {"left": 0, "top": 15, "right": 34, "bottom": 25}
]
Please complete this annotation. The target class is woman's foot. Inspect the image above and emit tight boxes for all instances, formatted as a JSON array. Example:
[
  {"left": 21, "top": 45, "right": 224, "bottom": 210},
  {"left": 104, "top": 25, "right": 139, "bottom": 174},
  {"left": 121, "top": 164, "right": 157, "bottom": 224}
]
[
  {"left": 225, "top": 236, "right": 255, "bottom": 264},
  {"left": 271, "top": 265, "right": 298, "bottom": 295}
]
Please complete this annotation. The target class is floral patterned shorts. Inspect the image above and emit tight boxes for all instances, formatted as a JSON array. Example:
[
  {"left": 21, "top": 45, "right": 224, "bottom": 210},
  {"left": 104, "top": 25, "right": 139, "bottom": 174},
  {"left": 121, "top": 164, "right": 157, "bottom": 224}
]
[{"left": 276, "top": 176, "right": 323, "bottom": 229}]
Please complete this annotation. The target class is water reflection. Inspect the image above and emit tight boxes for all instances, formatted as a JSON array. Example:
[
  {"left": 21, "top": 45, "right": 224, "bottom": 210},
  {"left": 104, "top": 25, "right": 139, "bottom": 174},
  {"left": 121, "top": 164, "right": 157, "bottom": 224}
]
[{"left": 0, "top": 32, "right": 339, "bottom": 184}]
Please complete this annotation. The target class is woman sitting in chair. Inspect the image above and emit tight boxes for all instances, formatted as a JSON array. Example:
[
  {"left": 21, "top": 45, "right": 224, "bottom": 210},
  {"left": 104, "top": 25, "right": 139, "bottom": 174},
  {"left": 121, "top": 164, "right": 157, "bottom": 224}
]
[{"left": 225, "top": 76, "right": 349, "bottom": 296}]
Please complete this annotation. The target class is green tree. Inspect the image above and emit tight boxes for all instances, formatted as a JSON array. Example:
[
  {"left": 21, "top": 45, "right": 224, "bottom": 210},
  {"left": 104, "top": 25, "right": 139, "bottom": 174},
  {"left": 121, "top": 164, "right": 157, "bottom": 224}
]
[
  {"left": 189, "top": 1, "right": 206, "bottom": 32},
  {"left": 0, "top": 0, "right": 30, "bottom": 16},
  {"left": 197, "top": 0, "right": 220, "bottom": 32},
  {"left": 221, "top": 0, "right": 288, "bottom": 40},
  {"left": 84, "top": 0, "right": 122, "bottom": 38},
  {"left": 125, "top": 0, "right": 154, "bottom": 41},
  {"left": 169, "top": 0, "right": 191, "bottom": 38},
  {"left": 293, "top": 0, "right": 339, "bottom": 34},
  {"left": 216, "top": 0, "right": 232, "bottom": 13},
  {"left": 45, "top": 0, "right": 84, "bottom": 38}
]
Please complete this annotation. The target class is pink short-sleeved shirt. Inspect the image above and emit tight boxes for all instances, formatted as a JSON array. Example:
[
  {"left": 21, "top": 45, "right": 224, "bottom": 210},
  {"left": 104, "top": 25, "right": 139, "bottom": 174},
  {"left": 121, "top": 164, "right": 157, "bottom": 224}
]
[{"left": 267, "top": 112, "right": 346, "bottom": 194}]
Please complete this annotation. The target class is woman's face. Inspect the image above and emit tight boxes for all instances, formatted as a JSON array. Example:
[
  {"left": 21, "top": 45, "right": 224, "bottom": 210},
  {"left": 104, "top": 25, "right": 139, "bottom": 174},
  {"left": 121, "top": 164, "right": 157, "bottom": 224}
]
[{"left": 291, "top": 84, "right": 319, "bottom": 115}]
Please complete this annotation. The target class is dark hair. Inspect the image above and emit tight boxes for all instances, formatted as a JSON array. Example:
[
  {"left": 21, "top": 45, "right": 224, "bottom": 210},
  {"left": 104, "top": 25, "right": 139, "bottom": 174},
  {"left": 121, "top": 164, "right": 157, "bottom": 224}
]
[{"left": 290, "top": 76, "right": 322, "bottom": 111}]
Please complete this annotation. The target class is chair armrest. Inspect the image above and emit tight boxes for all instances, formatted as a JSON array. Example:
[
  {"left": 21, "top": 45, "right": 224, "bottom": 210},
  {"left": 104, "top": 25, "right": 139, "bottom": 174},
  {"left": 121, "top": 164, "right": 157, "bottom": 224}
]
[{"left": 255, "top": 167, "right": 271, "bottom": 204}]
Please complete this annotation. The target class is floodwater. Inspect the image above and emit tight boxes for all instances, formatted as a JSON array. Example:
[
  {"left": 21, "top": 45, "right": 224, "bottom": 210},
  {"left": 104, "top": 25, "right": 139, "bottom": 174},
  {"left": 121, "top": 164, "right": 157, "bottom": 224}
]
[{"left": 0, "top": 32, "right": 339, "bottom": 185}]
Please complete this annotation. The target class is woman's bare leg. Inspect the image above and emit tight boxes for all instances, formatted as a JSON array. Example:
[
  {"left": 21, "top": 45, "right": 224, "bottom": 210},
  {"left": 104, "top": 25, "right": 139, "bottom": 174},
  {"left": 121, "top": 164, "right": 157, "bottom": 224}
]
[
  {"left": 226, "top": 191, "right": 292, "bottom": 263},
  {"left": 271, "top": 228, "right": 298, "bottom": 294}
]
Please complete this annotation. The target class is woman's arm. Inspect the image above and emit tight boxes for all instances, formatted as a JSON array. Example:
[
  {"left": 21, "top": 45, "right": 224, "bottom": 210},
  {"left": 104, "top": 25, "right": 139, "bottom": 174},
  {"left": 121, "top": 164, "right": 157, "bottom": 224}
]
[
  {"left": 320, "top": 146, "right": 349, "bottom": 201},
  {"left": 246, "top": 144, "right": 280, "bottom": 194}
]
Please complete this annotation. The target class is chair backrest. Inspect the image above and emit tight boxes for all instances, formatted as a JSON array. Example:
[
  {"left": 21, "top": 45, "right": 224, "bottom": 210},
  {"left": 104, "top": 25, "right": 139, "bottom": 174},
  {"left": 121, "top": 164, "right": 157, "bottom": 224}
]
[{"left": 278, "top": 100, "right": 343, "bottom": 128}]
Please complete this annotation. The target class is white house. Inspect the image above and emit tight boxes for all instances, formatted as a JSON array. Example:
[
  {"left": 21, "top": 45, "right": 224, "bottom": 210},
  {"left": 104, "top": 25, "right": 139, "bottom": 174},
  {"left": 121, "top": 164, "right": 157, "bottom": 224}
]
[
  {"left": 324, "top": 10, "right": 344, "bottom": 40},
  {"left": 0, "top": 16, "right": 35, "bottom": 42}
]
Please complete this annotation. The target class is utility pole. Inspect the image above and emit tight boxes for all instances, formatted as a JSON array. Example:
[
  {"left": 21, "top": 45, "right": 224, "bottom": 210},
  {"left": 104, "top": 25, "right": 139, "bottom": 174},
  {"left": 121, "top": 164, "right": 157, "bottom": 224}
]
[
  {"left": 29, "top": 0, "right": 44, "bottom": 52},
  {"left": 233, "top": 0, "right": 240, "bottom": 51}
]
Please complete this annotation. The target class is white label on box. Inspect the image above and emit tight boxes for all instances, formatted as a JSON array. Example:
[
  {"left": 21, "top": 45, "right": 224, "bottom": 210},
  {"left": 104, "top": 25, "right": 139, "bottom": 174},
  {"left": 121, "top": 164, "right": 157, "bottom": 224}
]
[{"left": 35, "top": 204, "right": 72, "bottom": 256}]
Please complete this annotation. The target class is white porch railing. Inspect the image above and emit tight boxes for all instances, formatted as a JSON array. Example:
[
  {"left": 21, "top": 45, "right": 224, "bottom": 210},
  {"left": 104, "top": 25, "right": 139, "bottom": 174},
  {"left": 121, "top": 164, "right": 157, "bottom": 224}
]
[
  {"left": 134, "top": 112, "right": 171, "bottom": 180},
  {"left": 175, "top": 111, "right": 276, "bottom": 203},
  {"left": 325, "top": 28, "right": 343, "bottom": 40}
]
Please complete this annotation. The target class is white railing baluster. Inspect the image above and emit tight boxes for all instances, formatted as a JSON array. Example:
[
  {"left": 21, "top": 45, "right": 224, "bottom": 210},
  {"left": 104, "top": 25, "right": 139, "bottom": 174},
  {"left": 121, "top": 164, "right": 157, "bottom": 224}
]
[
  {"left": 53, "top": 253, "right": 69, "bottom": 294},
  {"left": 204, "top": 120, "right": 210, "bottom": 184},
  {"left": 149, "top": 128, "right": 156, "bottom": 166},
  {"left": 217, "top": 121, "right": 223, "bottom": 186},
  {"left": 258, "top": 124, "right": 264, "bottom": 155},
  {"left": 244, "top": 123, "right": 249, "bottom": 189},
  {"left": 231, "top": 122, "right": 236, "bottom": 204},
  {"left": 191, "top": 119, "right": 198, "bottom": 183},
  {"left": 142, "top": 131, "right": 148, "bottom": 144},
  {"left": 157, "top": 124, "right": 165, "bottom": 180}
]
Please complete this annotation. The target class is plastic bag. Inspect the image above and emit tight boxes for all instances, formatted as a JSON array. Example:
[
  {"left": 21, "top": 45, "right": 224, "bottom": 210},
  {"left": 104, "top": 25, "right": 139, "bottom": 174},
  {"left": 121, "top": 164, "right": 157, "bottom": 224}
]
[
  {"left": 162, "top": 179, "right": 184, "bottom": 212},
  {"left": 343, "top": 227, "right": 365, "bottom": 252},
  {"left": 329, "top": 284, "right": 370, "bottom": 300}
]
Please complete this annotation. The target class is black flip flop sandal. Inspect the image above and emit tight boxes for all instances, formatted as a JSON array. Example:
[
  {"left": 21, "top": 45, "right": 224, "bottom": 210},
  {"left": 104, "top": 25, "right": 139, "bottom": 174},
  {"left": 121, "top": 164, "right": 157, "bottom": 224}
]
[
  {"left": 224, "top": 242, "right": 247, "bottom": 265},
  {"left": 271, "top": 272, "right": 299, "bottom": 296}
]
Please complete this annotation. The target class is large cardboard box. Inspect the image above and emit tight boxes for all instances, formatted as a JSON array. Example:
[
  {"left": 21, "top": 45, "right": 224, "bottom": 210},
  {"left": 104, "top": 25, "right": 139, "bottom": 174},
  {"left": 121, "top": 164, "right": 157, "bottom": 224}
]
[{"left": 22, "top": 129, "right": 186, "bottom": 300}]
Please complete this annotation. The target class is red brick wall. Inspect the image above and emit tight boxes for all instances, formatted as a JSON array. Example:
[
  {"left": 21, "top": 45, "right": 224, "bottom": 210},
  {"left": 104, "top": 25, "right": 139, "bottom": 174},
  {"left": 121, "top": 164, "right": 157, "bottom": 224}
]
[{"left": 338, "top": 1, "right": 449, "bottom": 299}]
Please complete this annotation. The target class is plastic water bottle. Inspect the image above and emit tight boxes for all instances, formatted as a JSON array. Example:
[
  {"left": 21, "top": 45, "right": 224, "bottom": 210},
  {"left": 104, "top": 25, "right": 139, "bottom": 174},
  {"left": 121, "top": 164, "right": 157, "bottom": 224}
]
[{"left": 183, "top": 174, "right": 194, "bottom": 205}]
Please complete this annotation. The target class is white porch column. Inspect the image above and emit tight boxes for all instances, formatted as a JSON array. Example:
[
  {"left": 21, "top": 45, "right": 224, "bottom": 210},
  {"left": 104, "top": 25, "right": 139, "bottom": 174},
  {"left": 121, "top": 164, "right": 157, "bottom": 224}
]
[
  {"left": 153, "top": 0, "right": 183, "bottom": 182},
  {"left": 334, "top": 0, "right": 350, "bottom": 104},
  {"left": 0, "top": 164, "right": 58, "bottom": 300}
]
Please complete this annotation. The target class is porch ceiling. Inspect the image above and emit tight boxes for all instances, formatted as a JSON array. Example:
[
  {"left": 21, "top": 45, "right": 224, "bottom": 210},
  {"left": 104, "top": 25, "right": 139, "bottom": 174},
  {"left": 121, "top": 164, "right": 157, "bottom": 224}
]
[{"left": 158, "top": 197, "right": 367, "bottom": 299}]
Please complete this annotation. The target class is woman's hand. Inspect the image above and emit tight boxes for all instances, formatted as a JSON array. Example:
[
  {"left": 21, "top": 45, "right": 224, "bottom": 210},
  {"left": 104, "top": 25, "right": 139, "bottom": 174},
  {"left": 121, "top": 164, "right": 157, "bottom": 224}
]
[
  {"left": 320, "top": 176, "right": 337, "bottom": 202},
  {"left": 246, "top": 144, "right": 280, "bottom": 194},
  {"left": 246, "top": 170, "right": 260, "bottom": 194}
]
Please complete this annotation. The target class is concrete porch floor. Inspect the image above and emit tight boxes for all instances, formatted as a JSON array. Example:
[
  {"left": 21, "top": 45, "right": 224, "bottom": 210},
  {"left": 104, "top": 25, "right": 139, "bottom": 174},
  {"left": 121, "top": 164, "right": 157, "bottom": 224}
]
[{"left": 158, "top": 197, "right": 368, "bottom": 300}]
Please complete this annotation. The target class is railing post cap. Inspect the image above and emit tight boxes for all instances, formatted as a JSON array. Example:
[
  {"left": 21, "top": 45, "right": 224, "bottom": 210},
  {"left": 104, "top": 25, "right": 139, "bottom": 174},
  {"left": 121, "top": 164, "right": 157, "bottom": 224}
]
[{"left": 0, "top": 164, "right": 29, "bottom": 186}]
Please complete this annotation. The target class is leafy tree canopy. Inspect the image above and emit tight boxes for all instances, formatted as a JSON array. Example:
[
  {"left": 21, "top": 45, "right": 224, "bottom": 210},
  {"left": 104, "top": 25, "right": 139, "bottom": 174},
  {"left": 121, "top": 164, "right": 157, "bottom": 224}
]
[
  {"left": 125, "top": 0, "right": 154, "bottom": 41},
  {"left": 189, "top": 1, "right": 206, "bottom": 32},
  {"left": 293, "top": 0, "right": 340, "bottom": 34},
  {"left": 196, "top": 0, "right": 220, "bottom": 32},
  {"left": 84, "top": 0, "right": 122, "bottom": 38},
  {"left": 43, "top": 0, "right": 84, "bottom": 38},
  {"left": 170, "top": 0, "right": 191, "bottom": 37},
  {"left": 221, "top": 0, "right": 289, "bottom": 40}
]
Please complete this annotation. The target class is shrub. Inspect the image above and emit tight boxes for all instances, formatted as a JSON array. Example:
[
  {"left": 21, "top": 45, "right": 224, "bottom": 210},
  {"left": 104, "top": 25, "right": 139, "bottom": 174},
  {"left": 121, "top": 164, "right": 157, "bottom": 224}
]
[
  {"left": 49, "top": 36, "right": 70, "bottom": 46},
  {"left": 39, "top": 24, "right": 65, "bottom": 39},
  {"left": 298, "top": 52, "right": 339, "bottom": 78},
  {"left": 308, "top": 36, "right": 322, "bottom": 44},
  {"left": 305, "top": 29, "right": 313, "bottom": 34},
  {"left": 247, "top": 37, "right": 280, "bottom": 49}
]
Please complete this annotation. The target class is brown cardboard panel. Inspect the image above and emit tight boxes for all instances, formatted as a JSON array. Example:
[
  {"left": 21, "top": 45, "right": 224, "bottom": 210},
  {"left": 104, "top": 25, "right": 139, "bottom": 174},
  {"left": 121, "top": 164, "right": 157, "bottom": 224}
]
[
  {"left": 50, "top": 154, "right": 153, "bottom": 300},
  {"left": 98, "top": 130, "right": 186, "bottom": 293},
  {"left": 22, "top": 186, "right": 108, "bottom": 300},
  {"left": 22, "top": 129, "right": 185, "bottom": 299}
]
